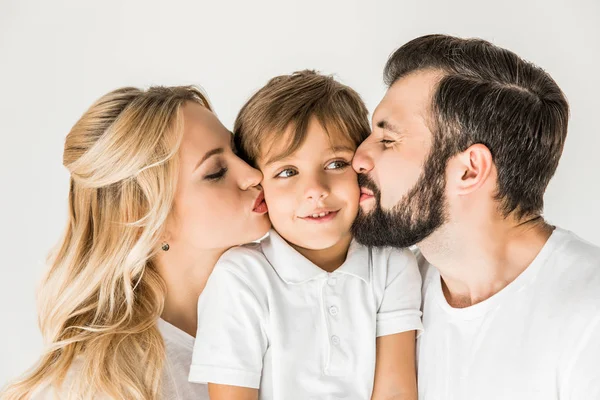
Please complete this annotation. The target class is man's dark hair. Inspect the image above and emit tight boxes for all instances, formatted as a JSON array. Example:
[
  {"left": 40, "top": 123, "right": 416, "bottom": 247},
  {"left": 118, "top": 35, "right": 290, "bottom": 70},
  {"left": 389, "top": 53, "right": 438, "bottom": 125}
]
[{"left": 385, "top": 34, "right": 569, "bottom": 218}]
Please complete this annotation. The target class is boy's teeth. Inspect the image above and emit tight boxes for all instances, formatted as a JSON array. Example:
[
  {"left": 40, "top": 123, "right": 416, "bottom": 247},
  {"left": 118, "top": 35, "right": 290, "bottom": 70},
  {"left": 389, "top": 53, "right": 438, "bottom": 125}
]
[{"left": 310, "top": 211, "right": 330, "bottom": 218}]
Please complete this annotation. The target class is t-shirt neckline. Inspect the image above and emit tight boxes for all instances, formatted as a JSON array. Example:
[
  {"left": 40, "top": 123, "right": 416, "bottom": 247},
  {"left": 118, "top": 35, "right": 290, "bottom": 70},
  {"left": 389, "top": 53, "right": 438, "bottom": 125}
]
[
  {"left": 432, "top": 227, "right": 568, "bottom": 320},
  {"left": 157, "top": 317, "right": 195, "bottom": 350}
]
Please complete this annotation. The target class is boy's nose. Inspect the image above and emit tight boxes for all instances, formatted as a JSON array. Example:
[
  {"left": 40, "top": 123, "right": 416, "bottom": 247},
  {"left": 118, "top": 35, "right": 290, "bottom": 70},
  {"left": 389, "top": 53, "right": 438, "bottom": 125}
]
[{"left": 304, "top": 179, "right": 329, "bottom": 202}]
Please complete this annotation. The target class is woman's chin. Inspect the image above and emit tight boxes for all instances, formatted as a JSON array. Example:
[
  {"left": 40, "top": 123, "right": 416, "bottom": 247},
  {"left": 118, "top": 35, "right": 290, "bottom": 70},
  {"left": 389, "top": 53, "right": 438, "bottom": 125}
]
[{"left": 243, "top": 216, "right": 272, "bottom": 244}]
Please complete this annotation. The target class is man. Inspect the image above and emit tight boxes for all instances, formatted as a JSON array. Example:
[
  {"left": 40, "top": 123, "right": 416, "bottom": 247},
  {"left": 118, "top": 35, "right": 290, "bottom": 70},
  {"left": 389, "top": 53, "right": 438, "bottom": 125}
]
[{"left": 352, "top": 34, "right": 600, "bottom": 399}]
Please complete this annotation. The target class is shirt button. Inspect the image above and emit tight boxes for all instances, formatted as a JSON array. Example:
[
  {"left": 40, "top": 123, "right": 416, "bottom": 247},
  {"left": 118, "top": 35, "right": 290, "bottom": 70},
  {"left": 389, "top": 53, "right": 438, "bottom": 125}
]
[
  {"left": 331, "top": 335, "right": 340, "bottom": 345},
  {"left": 327, "top": 276, "right": 337, "bottom": 286},
  {"left": 329, "top": 306, "right": 339, "bottom": 316}
]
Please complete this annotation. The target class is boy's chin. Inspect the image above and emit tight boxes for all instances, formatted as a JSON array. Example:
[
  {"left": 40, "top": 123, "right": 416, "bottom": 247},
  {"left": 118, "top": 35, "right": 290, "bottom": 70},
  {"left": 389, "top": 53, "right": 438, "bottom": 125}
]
[{"left": 293, "top": 230, "right": 353, "bottom": 251}]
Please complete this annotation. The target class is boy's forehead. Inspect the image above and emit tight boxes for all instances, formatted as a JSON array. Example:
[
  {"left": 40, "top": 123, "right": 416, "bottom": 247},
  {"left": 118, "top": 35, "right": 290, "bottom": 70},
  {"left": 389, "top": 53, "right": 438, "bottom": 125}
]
[{"left": 258, "top": 123, "right": 356, "bottom": 166}]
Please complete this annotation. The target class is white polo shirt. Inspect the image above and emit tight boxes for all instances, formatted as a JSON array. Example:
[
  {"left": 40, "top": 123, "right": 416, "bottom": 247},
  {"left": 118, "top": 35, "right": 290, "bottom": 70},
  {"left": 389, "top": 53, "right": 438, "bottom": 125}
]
[{"left": 189, "top": 230, "right": 423, "bottom": 399}]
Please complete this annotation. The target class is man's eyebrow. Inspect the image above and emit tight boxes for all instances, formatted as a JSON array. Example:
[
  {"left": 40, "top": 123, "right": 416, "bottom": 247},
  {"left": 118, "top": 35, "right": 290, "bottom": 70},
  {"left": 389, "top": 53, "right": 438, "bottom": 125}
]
[{"left": 376, "top": 120, "right": 403, "bottom": 135}]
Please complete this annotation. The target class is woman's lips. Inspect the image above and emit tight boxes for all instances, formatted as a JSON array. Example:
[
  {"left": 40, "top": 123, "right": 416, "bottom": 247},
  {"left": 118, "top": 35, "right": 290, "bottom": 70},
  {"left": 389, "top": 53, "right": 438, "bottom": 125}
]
[{"left": 252, "top": 191, "right": 268, "bottom": 214}]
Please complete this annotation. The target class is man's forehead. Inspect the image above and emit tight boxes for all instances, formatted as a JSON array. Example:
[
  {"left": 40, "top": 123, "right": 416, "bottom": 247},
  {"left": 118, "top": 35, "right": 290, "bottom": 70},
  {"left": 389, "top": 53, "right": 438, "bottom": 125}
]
[{"left": 373, "top": 70, "right": 442, "bottom": 127}]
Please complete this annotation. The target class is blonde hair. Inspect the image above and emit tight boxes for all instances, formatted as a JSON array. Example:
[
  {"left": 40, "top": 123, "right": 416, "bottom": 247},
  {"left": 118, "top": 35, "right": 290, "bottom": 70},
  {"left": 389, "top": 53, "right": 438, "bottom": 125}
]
[
  {"left": 1, "top": 86, "right": 211, "bottom": 399},
  {"left": 234, "top": 69, "right": 370, "bottom": 166}
]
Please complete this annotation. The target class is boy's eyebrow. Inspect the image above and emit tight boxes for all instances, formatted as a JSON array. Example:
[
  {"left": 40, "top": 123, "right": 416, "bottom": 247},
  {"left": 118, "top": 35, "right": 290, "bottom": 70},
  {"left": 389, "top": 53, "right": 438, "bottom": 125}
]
[
  {"left": 263, "top": 151, "right": 289, "bottom": 167},
  {"left": 263, "top": 144, "right": 355, "bottom": 167},
  {"left": 329, "top": 145, "right": 356, "bottom": 154},
  {"left": 376, "top": 119, "right": 403, "bottom": 136}
]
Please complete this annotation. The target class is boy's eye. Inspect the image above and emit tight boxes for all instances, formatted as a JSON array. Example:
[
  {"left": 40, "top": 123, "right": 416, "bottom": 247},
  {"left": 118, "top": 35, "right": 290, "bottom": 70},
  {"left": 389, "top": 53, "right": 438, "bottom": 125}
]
[
  {"left": 275, "top": 168, "right": 298, "bottom": 178},
  {"left": 325, "top": 160, "right": 350, "bottom": 170}
]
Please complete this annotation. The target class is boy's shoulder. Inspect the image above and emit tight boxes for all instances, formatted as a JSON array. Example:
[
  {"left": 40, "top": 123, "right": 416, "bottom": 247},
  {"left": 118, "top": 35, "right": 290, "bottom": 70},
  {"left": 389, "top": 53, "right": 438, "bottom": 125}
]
[
  {"left": 366, "top": 243, "right": 418, "bottom": 268},
  {"left": 213, "top": 241, "right": 275, "bottom": 286},
  {"left": 352, "top": 243, "right": 419, "bottom": 286}
]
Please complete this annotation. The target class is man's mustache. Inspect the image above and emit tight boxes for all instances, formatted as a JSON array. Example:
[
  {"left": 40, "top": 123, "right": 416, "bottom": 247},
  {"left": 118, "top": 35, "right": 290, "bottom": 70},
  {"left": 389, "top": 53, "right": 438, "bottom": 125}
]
[{"left": 357, "top": 173, "right": 381, "bottom": 198}]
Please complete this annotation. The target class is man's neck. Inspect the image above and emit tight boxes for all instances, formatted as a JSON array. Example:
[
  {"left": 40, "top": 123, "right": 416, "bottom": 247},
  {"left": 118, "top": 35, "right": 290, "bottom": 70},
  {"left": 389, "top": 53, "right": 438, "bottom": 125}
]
[{"left": 418, "top": 215, "right": 554, "bottom": 308}]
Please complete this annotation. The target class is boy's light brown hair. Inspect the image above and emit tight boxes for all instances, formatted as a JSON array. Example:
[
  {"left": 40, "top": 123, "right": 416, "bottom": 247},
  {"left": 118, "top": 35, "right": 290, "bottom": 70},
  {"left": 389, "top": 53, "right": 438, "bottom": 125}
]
[{"left": 234, "top": 70, "right": 371, "bottom": 166}]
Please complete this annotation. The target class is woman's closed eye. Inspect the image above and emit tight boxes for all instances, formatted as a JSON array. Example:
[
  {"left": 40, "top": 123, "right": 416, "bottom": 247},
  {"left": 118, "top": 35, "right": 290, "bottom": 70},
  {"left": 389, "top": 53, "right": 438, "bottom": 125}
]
[{"left": 204, "top": 167, "right": 228, "bottom": 181}]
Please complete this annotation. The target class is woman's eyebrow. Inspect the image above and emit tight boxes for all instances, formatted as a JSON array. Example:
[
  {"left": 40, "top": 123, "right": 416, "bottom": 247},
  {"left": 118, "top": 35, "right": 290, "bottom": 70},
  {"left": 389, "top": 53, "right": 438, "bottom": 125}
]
[{"left": 195, "top": 148, "right": 224, "bottom": 170}]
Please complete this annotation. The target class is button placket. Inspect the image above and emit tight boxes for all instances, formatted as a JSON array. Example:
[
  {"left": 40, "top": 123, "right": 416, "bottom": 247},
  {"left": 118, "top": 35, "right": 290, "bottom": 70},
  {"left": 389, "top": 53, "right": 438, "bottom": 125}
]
[{"left": 322, "top": 273, "right": 346, "bottom": 376}]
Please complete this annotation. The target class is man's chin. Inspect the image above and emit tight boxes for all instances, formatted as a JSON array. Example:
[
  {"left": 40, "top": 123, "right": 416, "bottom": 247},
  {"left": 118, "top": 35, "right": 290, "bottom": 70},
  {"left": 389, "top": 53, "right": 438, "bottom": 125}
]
[{"left": 358, "top": 205, "right": 375, "bottom": 216}]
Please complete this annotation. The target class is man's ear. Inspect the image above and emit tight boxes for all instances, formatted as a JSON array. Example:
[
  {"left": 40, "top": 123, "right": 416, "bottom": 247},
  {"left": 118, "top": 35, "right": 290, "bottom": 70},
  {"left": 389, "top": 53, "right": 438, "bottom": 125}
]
[{"left": 446, "top": 143, "right": 494, "bottom": 196}]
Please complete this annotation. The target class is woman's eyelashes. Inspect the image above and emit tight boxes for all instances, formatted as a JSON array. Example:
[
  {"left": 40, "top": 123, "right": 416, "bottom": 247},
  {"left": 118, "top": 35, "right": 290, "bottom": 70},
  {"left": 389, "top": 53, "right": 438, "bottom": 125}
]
[{"left": 204, "top": 166, "right": 228, "bottom": 181}]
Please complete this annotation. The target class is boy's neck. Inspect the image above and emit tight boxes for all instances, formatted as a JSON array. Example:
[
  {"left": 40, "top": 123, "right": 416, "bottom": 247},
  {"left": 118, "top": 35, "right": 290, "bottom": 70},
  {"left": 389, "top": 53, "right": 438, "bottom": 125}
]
[{"left": 290, "top": 232, "right": 353, "bottom": 273}]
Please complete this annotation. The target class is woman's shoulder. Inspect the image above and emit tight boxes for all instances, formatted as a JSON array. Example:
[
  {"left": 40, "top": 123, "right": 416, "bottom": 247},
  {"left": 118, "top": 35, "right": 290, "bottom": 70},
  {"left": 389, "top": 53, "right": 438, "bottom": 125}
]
[{"left": 30, "top": 359, "right": 111, "bottom": 400}]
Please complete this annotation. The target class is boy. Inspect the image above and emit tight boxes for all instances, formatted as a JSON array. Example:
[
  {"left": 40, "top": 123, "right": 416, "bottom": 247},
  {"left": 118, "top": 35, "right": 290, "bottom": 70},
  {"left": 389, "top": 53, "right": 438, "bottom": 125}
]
[{"left": 189, "top": 70, "right": 422, "bottom": 400}]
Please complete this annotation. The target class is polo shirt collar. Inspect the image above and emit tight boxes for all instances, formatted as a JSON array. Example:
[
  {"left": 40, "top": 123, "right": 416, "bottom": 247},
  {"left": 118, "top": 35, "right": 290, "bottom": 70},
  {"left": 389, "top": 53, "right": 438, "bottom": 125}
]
[
  {"left": 336, "top": 239, "right": 371, "bottom": 283},
  {"left": 261, "top": 229, "right": 371, "bottom": 285}
]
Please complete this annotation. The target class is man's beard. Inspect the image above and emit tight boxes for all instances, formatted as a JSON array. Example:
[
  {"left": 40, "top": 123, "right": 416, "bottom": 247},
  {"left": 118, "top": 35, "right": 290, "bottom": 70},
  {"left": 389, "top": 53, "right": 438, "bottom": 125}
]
[{"left": 351, "top": 150, "right": 449, "bottom": 248}]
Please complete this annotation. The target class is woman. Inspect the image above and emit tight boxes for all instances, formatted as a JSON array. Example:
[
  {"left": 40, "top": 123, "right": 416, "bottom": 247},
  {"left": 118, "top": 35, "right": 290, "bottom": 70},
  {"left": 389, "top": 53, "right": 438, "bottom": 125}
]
[{"left": 1, "top": 86, "right": 271, "bottom": 399}]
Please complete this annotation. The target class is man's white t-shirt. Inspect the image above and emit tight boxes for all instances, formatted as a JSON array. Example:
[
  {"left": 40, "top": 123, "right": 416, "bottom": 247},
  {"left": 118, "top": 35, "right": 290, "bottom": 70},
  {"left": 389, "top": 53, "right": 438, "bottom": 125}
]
[
  {"left": 189, "top": 229, "right": 423, "bottom": 400},
  {"left": 31, "top": 318, "right": 208, "bottom": 400},
  {"left": 416, "top": 227, "right": 600, "bottom": 400}
]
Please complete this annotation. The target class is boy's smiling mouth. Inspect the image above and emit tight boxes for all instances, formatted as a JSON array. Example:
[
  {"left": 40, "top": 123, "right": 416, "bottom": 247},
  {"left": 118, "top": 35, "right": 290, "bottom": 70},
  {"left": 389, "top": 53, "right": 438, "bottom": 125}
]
[{"left": 298, "top": 208, "right": 340, "bottom": 222}]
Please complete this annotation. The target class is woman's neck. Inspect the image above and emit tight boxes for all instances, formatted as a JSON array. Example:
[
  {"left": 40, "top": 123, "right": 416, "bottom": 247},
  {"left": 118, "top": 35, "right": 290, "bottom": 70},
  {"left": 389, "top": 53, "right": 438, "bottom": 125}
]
[{"left": 155, "top": 245, "right": 226, "bottom": 337}]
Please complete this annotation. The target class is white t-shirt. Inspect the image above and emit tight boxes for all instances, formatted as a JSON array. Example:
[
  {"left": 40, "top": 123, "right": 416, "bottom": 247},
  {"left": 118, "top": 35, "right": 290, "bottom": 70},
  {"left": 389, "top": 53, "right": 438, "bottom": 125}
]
[
  {"left": 159, "top": 318, "right": 209, "bottom": 400},
  {"left": 416, "top": 227, "right": 600, "bottom": 400},
  {"left": 31, "top": 318, "right": 207, "bottom": 400},
  {"left": 189, "top": 229, "right": 423, "bottom": 400}
]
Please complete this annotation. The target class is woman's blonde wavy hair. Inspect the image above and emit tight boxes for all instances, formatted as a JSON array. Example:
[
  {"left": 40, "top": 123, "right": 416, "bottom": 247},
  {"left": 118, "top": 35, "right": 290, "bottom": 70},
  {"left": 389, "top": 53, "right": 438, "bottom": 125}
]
[{"left": 2, "top": 85, "right": 211, "bottom": 400}]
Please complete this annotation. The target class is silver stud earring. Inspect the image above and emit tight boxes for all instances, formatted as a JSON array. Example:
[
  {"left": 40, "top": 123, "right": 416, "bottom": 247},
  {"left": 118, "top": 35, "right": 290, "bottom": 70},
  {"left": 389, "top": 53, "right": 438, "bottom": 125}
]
[{"left": 161, "top": 242, "right": 170, "bottom": 251}]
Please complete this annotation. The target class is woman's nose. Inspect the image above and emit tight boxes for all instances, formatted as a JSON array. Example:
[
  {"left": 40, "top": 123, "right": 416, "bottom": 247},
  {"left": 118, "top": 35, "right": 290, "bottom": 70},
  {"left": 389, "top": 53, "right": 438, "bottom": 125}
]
[{"left": 239, "top": 162, "right": 263, "bottom": 190}]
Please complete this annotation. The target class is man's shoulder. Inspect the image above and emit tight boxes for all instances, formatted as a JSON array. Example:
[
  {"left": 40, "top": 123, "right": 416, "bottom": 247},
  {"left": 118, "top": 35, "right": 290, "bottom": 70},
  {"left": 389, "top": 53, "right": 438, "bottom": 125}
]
[
  {"left": 543, "top": 229, "right": 600, "bottom": 305},
  {"left": 544, "top": 229, "right": 600, "bottom": 286},
  {"left": 553, "top": 228, "right": 600, "bottom": 265}
]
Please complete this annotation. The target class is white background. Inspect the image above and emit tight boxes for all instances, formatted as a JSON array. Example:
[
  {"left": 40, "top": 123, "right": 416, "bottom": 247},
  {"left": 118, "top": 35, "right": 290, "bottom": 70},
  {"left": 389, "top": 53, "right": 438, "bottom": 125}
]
[{"left": 1, "top": 0, "right": 598, "bottom": 386}]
